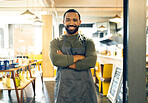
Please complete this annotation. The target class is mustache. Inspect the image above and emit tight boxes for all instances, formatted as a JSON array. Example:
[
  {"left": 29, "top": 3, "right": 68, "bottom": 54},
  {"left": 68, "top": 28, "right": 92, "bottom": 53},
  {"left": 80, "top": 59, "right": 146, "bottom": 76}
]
[{"left": 67, "top": 25, "right": 77, "bottom": 28}]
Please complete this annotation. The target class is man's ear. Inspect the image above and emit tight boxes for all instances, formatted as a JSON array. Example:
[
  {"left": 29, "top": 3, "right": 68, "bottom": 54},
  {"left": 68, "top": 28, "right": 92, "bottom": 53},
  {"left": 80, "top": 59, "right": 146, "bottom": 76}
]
[
  {"left": 79, "top": 20, "right": 82, "bottom": 26},
  {"left": 63, "top": 20, "right": 65, "bottom": 25}
]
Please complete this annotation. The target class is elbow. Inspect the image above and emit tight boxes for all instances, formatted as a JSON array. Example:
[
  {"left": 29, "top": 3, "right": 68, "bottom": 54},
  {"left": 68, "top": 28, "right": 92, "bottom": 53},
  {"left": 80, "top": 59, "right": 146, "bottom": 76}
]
[
  {"left": 53, "top": 62, "right": 68, "bottom": 67},
  {"left": 50, "top": 55, "right": 60, "bottom": 67},
  {"left": 50, "top": 54, "right": 58, "bottom": 66},
  {"left": 89, "top": 55, "right": 97, "bottom": 68},
  {"left": 52, "top": 60, "right": 66, "bottom": 67},
  {"left": 90, "top": 61, "right": 96, "bottom": 68},
  {"left": 52, "top": 61, "right": 61, "bottom": 67},
  {"left": 50, "top": 54, "right": 69, "bottom": 67}
]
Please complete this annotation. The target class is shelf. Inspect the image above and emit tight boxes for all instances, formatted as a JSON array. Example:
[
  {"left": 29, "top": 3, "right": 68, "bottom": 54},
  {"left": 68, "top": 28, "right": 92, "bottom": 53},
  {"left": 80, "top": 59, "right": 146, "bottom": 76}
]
[
  {"left": 0, "top": 60, "right": 42, "bottom": 103},
  {"left": 0, "top": 62, "right": 40, "bottom": 72},
  {"left": 0, "top": 78, "right": 35, "bottom": 90}
]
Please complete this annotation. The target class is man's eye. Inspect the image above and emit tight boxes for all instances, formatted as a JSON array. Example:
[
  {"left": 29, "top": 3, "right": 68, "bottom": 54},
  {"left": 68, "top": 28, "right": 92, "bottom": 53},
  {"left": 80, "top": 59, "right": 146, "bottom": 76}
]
[
  {"left": 66, "top": 19, "right": 70, "bottom": 22},
  {"left": 73, "top": 19, "right": 78, "bottom": 22}
]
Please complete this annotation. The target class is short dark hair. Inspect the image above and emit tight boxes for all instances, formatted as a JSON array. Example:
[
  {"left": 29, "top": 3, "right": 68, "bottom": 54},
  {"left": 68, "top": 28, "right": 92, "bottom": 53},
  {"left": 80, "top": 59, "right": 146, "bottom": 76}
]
[{"left": 63, "top": 9, "right": 81, "bottom": 20}]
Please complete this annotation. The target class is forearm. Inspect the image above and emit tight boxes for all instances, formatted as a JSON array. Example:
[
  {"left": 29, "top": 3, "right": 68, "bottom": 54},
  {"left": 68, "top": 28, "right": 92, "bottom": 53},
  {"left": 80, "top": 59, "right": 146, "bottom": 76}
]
[
  {"left": 75, "top": 55, "right": 97, "bottom": 70},
  {"left": 51, "top": 50, "right": 84, "bottom": 68},
  {"left": 50, "top": 53, "right": 74, "bottom": 67},
  {"left": 74, "top": 39, "right": 97, "bottom": 71},
  {"left": 73, "top": 55, "right": 85, "bottom": 62},
  {"left": 68, "top": 55, "right": 85, "bottom": 69},
  {"left": 50, "top": 39, "right": 74, "bottom": 67}
]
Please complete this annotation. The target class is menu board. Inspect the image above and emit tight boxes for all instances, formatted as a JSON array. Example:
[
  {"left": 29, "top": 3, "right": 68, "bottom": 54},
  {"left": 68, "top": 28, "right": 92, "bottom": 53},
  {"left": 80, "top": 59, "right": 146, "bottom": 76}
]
[
  {"left": 115, "top": 79, "right": 123, "bottom": 103},
  {"left": 107, "top": 66, "right": 123, "bottom": 103}
]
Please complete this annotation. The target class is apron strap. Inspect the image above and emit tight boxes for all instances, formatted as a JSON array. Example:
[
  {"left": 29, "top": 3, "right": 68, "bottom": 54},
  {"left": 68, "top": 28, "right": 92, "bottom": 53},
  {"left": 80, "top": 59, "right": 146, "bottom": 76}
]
[{"left": 62, "top": 36, "right": 67, "bottom": 48}]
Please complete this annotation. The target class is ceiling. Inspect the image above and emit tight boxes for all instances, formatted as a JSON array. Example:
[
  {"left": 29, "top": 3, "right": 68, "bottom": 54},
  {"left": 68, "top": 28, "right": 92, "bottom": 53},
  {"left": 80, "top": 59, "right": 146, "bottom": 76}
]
[{"left": 0, "top": 0, "right": 123, "bottom": 24}]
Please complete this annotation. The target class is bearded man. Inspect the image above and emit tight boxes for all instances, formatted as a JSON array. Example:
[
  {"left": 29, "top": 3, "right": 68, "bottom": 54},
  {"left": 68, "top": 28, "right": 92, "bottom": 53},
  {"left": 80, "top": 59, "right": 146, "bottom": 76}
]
[{"left": 49, "top": 9, "right": 97, "bottom": 103}]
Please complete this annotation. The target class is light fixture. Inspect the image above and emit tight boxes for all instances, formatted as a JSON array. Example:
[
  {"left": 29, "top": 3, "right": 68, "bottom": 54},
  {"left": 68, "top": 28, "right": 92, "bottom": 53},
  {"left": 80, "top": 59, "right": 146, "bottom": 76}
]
[
  {"left": 109, "top": 14, "right": 121, "bottom": 23},
  {"left": 99, "top": 25, "right": 107, "bottom": 31},
  {"left": 32, "top": 0, "right": 44, "bottom": 26},
  {"left": 109, "top": 0, "right": 121, "bottom": 23},
  {"left": 21, "top": 9, "right": 35, "bottom": 18},
  {"left": 32, "top": 20, "right": 44, "bottom": 26},
  {"left": 34, "top": 16, "right": 40, "bottom": 20},
  {"left": 20, "top": 0, "right": 35, "bottom": 18},
  {"left": 109, "top": 14, "right": 121, "bottom": 22},
  {"left": 98, "top": 0, "right": 107, "bottom": 32}
]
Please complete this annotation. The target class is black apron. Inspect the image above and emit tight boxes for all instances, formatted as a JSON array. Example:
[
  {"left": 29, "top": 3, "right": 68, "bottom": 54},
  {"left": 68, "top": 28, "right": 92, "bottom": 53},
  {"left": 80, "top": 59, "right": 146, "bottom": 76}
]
[{"left": 55, "top": 35, "right": 97, "bottom": 103}]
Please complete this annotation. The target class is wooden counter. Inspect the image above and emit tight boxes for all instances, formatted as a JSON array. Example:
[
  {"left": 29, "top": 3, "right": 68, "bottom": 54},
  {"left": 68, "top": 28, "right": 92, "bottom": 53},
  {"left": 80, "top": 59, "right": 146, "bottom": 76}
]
[{"left": 98, "top": 55, "right": 123, "bottom": 66}]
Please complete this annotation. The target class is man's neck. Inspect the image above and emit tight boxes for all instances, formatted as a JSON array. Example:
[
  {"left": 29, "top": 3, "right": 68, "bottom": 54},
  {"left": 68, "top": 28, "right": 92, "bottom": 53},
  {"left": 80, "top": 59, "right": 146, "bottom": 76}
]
[{"left": 66, "top": 32, "right": 78, "bottom": 36}]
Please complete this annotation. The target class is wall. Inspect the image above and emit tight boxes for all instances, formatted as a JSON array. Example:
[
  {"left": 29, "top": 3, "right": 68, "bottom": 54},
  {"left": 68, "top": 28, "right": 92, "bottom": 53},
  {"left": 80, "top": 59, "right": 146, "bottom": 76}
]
[{"left": 9, "top": 24, "right": 42, "bottom": 56}]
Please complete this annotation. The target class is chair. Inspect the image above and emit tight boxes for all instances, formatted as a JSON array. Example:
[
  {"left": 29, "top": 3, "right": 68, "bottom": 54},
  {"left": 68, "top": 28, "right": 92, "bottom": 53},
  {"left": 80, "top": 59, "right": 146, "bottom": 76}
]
[{"left": 96, "top": 63, "right": 113, "bottom": 96}]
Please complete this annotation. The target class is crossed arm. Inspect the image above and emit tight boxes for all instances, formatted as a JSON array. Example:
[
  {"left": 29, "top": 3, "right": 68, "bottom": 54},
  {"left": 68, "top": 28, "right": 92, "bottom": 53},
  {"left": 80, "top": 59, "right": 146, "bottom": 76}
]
[
  {"left": 57, "top": 50, "right": 85, "bottom": 69},
  {"left": 49, "top": 38, "right": 97, "bottom": 71}
]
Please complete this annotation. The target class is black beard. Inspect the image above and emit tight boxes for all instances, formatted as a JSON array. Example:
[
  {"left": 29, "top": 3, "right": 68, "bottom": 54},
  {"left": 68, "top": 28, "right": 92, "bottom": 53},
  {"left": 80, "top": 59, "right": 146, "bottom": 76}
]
[{"left": 65, "top": 25, "right": 79, "bottom": 35}]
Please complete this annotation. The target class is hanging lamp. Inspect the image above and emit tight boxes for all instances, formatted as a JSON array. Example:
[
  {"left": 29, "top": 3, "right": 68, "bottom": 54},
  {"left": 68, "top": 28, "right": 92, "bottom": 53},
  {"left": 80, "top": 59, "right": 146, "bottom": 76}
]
[
  {"left": 99, "top": 25, "right": 107, "bottom": 31},
  {"left": 109, "top": 0, "right": 121, "bottom": 23},
  {"left": 98, "top": 0, "right": 107, "bottom": 31},
  {"left": 32, "top": 0, "right": 44, "bottom": 26},
  {"left": 21, "top": 9, "right": 35, "bottom": 18},
  {"left": 109, "top": 14, "right": 121, "bottom": 22},
  {"left": 33, "top": 20, "right": 44, "bottom": 26},
  {"left": 20, "top": 0, "right": 35, "bottom": 18},
  {"left": 34, "top": 16, "right": 40, "bottom": 20}
]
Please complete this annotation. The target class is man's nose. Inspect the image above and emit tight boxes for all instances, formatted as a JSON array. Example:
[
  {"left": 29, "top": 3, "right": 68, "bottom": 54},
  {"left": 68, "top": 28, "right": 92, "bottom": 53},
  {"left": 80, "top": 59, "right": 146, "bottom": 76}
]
[{"left": 69, "top": 20, "right": 75, "bottom": 25}]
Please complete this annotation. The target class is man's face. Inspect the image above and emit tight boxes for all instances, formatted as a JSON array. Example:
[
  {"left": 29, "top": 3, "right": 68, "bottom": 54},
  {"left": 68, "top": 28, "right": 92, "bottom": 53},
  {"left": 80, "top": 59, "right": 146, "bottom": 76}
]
[{"left": 63, "top": 12, "right": 81, "bottom": 35}]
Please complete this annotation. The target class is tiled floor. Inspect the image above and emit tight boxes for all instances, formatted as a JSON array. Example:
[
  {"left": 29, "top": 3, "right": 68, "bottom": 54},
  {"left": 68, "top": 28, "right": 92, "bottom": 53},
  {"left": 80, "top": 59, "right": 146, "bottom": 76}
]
[{"left": 0, "top": 76, "right": 111, "bottom": 103}]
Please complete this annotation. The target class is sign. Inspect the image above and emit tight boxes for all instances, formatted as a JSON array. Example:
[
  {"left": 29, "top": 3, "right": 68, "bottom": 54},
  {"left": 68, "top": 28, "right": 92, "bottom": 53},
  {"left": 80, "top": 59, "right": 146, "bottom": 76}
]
[{"left": 107, "top": 66, "right": 123, "bottom": 103}]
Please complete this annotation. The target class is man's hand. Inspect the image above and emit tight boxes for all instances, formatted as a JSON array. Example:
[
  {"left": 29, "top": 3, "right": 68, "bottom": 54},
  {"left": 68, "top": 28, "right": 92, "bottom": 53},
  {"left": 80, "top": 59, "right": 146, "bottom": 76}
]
[
  {"left": 57, "top": 50, "right": 85, "bottom": 69},
  {"left": 69, "top": 63, "right": 76, "bottom": 69},
  {"left": 57, "top": 50, "right": 63, "bottom": 55},
  {"left": 73, "top": 55, "right": 85, "bottom": 63}
]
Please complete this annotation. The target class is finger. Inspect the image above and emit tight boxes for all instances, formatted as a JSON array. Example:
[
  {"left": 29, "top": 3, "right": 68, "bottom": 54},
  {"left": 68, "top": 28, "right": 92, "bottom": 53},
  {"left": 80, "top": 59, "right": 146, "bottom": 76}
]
[
  {"left": 57, "top": 50, "right": 59, "bottom": 53},
  {"left": 59, "top": 51, "right": 63, "bottom": 54}
]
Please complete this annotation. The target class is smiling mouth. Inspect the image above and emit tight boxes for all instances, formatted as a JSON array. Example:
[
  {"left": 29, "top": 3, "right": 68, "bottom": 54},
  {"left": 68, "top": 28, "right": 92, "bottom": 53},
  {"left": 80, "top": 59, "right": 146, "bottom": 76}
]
[
  {"left": 68, "top": 27, "right": 75, "bottom": 30},
  {"left": 67, "top": 25, "right": 76, "bottom": 30}
]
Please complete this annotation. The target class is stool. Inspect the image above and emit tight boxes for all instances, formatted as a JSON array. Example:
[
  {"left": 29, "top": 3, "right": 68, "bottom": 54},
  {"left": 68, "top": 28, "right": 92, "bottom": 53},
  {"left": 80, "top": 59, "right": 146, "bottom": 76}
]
[{"left": 96, "top": 63, "right": 113, "bottom": 96}]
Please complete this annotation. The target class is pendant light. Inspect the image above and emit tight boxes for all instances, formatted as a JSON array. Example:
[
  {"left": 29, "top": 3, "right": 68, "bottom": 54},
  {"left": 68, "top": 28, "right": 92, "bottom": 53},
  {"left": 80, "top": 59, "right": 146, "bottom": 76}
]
[
  {"left": 21, "top": 9, "right": 35, "bottom": 18},
  {"left": 20, "top": 0, "right": 35, "bottom": 18},
  {"left": 33, "top": 20, "right": 44, "bottom": 26},
  {"left": 109, "top": 0, "right": 121, "bottom": 23},
  {"left": 99, "top": 25, "right": 107, "bottom": 31},
  {"left": 33, "top": 15, "right": 44, "bottom": 26},
  {"left": 32, "top": 0, "right": 44, "bottom": 26},
  {"left": 98, "top": 0, "right": 107, "bottom": 31},
  {"left": 34, "top": 16, "right": 40, "bottom": 20},
  {"left": 109, "top": 14, "right": 121, "bottom": 22}
]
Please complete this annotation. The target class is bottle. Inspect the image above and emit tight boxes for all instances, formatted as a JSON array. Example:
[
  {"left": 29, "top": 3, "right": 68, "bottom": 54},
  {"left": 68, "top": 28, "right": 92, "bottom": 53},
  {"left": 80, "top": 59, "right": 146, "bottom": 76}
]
[
  {"left": 15, "top": 74, "right": 18, "bottom": 87},
  {"left": 6, "top": 74, "right": 8, "bottom": 86},
  {"left": 21, "top": 71, "right": 26, "bottom": 83},
  {"left": 2, "top": 74, "right": 6, "bottom": 84},
  {"left": 7, "top": 74, "right": 11, "bottom": 88},
  {"left": 19, "top": 70, "right": 22, "bottom": 80},
  {"left": 17, "top": 73, "right": 21, "bottom": 86},
  {"left": 26, "top": 70, "right": 30, "bottom": 80}
]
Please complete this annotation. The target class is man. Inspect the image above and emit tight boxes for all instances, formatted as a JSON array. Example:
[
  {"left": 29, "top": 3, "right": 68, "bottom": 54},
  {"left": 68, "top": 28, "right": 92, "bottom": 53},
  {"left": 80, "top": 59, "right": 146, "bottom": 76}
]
[{"left": 49, "top": 9, "right": 97, "bottom": 103}]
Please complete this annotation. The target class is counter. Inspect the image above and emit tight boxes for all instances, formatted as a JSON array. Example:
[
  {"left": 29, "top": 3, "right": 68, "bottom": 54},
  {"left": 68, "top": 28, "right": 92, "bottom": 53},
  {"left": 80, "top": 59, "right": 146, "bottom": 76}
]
[{"left": 97, "top": 55, "right": 123, "bottom": 66}]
